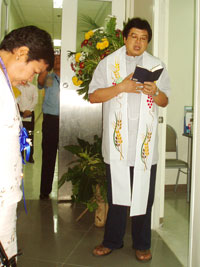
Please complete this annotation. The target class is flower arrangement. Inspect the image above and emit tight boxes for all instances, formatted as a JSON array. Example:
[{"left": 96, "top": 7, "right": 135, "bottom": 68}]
[{"left": 68, "top": 16, "right": 124, "bottom": 100}]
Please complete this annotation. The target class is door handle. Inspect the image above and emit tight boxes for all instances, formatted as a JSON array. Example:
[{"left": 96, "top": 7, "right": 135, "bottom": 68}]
[
  {"left": 63, "top": 82, "right": 68, "bottom": 88},
  {"left": 158, "top": 116, "right": 163, "bottom": 123}
]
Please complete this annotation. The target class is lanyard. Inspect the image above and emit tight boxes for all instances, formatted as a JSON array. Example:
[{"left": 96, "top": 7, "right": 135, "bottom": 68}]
[{"left": 0, "top": 57, "right": 12, "bottom": 90}]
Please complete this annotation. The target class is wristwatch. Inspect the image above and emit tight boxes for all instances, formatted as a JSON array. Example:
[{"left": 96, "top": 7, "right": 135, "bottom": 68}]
[{"left": 153, "top": 87, "right": 159, "bottom": 96}]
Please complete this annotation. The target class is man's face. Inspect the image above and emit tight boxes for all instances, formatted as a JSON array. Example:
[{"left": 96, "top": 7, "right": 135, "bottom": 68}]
[
  {"left": 124, "top": 28, "right": 149, "bottom": 57},
  {"left": 9, "top": 59, "right": 48, "bottom": 86},
  {"left": 7, "top": 46, "right": 48, "bottom": 86}
]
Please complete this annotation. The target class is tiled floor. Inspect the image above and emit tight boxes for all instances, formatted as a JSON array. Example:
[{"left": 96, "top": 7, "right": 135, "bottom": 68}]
[
  {"left": 17, "top": 200, "right": 183, "bottom": 267},
  {"left": 16, "top": 93, "right": 187, "bottom": 266}
]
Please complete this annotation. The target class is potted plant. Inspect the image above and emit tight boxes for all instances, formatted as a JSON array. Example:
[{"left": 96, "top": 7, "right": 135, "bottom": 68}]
[{"left": 58, "top": 135, "right": 108, "bottom": 227}]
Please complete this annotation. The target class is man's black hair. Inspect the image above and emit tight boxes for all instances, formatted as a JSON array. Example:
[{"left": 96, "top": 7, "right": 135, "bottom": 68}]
[
  {"left": 0, "top": 25, "right": 54, "bottom": 71},
  {"left": 123, "top": 17, "right": 152, "bottom": 43}
]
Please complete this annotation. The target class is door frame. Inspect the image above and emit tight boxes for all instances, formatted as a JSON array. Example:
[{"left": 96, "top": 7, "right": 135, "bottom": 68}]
[
  {"left": 188, "top": 0, "right": 200, "bottom": 266},
  {"left": 151, "top": 0, "right": 169, "bottom": 229}
]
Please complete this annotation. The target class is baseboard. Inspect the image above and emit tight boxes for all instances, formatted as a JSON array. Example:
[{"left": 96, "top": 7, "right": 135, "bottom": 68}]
[{"left": 165, "top": 184, "right": 187, "bottom": 192}]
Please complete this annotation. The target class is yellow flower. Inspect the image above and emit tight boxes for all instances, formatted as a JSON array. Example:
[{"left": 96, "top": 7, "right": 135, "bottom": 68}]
[
  {"left": 103, "top": 39, "right": 109, "bottom": 48},
  {"left": 96, "top": 42, "right": 103, "bottom": 50},
  {"left": 85, "top": 30, "right": 94, "bottom": 40},
  {"left": 96, "top": 38, "right": 109, "bottom": 50},
  {"left": 75, "top": 52, "right": 81, "bottom": 63},
  {"left": 77, "top": 80, "right": 83, "bottom": 86},
  {"left": 96, "top": 42, "right": 100, "bottom": 50},
  {"left": 72, "top": 76, "right": 77, "bottom": 84},
  {"left": 72, "top": 76, "right": 83, "bottom": 86}
]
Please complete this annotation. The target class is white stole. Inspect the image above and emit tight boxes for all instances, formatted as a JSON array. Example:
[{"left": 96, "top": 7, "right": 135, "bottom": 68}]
[{"left": 107, "top": 46, "right": 158, "bottom": 216}]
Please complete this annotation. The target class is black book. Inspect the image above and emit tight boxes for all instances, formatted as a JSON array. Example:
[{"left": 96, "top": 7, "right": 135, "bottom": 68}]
[{"left": 132, "top": 65, "right": 164, "bottom": 83}]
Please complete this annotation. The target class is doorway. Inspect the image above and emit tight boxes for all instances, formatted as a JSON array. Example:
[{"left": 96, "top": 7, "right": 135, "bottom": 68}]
[{"left": 157, "top": 0, "right": 195, "bottom": 266}]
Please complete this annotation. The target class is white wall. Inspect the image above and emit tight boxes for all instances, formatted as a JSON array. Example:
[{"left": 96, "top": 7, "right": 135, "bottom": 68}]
[
  {"left": 134, "top": 0, "right": 154, "bottom": 53},
  {"left": 166, "top": 0, "right": 194, "bottom": 185}
]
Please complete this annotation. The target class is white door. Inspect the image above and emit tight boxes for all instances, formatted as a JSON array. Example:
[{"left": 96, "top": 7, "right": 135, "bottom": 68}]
[{"left": 59, "top": 0, "right": 126, "bottom": 200}]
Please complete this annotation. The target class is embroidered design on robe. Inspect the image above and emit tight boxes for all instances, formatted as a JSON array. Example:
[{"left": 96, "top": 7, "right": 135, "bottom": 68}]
[
  {"left": 110, "top": 59, "right": 125, "bottom": 159},
  {"left": 141, "top": 95, "right": 155, "bottom": 170},
  {"left": 113, "top": 112, "right": 123, "bottom": 159}
]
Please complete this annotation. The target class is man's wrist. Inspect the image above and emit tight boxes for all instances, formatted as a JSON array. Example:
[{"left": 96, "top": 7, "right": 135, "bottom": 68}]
[{"left": 116, "top": 82, "right": 123, "bottom": 95}]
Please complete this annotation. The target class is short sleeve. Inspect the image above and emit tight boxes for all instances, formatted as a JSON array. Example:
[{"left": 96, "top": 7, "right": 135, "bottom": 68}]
[
  {"left": 88, "top": 58, "right": 107, "bottom": 94},
  {"left": 157, "top": 62, "right": 171, "bottom": 99}
]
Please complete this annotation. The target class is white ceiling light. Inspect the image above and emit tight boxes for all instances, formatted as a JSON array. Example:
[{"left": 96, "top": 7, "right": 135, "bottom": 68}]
[
  {"left": 54, "top": 39, "right": 61, "bottom": 47},
  {"left": 53, "top": 0, "right": 63, "bottom": 8}
]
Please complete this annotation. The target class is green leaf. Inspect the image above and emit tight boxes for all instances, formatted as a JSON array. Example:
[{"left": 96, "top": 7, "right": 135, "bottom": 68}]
[
  {"left": 58, "top": 172, "right": 68, "bottom": 188},
  {"left": 77, "top": 137, "right": 90, "bottom": 150},
  {"left": 64, "top": 145, "right": 82, "bottom": 155},
  {"left": 79, "top": 14, "right": 100, "bottom": 31},
  {"left": 105, "top": 16, "right": 117, "bottom": 35},
  {"left": 87, "top": 201, "right": 98, "bottom": 212}
]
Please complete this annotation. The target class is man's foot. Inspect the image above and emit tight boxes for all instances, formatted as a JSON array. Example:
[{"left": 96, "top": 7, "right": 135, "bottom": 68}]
[
  {"left": 29, "top": 158, "right": 34, "bottom": 163},
  {"left": 135, "top": 249, "right": 152, "bottom": 262},
  {"left": 39, "top": 194, "right": 49, "bottom": 200},
  {"left": 92, "top": 244, "right": 112, "bottom": 256}
]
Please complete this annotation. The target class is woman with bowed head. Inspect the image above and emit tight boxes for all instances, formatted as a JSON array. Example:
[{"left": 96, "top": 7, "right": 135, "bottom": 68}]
[{"left": 0, "top": 25, "right": 54, "bottom": 265}]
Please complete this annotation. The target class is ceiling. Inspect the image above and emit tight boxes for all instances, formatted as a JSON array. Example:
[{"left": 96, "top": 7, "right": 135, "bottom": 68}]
[
  {"left": 12, "top": 0, "right": 111, "bottom": 45},
  {"left": 13, "top": 0, "right": 62, "bottom": 40}
]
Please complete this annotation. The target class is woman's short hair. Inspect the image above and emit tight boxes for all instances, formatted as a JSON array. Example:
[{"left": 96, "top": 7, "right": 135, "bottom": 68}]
[
  {"left": 123, "top": 17, "right": 152, "bottom": 43},
  {"left": 0, "top": 25, "right": 54, "bottom": 70}
]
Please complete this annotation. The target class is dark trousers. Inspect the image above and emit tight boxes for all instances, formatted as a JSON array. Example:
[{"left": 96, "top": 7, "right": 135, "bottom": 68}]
[
  {"left": 103, "top": 164, "right": 157, "bottom": 250},
  {"left": 40, "top": 114, "right": 59, "bottom": 195},
  {"left": 21, "top": 111, "right": 35, "bottom": 160}
]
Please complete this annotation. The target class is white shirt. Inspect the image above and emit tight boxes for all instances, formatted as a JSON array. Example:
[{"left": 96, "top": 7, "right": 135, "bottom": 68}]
[
  {"left": 0, "top": 70, "right": 22, "bottom": 207},
  {"left": 17, "top": 82, "right": 38, "bottom": 112},
  {"left": 89, "top": 50, "right": 171, "bottom": 166}
]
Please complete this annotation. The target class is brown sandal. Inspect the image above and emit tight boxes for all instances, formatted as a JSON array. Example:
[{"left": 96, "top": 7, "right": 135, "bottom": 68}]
[
  {"left": 93, "top": 244, "right": 112, "bottom": 256},
  {"left": 135, "top": 249, "right": 152, "bottom": 262}
]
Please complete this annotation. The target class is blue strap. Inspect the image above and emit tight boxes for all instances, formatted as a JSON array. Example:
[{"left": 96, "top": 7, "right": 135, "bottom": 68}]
[
  {"left": 20, "top": 127, "right": 31, "bottom": 163},
  {"left": 19, "top": 127, "right": 31, "bottom": 214}
]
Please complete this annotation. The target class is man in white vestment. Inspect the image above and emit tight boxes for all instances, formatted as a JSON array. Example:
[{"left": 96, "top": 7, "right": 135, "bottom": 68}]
[
  {"left": 0, "top": 25, "right": 54, "bottom": 265},
  {"left": 89, "top": 17, "right": 170, "bottom": 262}
]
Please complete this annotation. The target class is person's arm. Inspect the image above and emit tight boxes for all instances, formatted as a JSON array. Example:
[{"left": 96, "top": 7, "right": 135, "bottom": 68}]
[
  {"left": 38, "top": 70, "right": 48, "bottom": 88},
  {"left": 141, "top": 63, "right": 170, "bottom": 107},
  {"left": 22, "top": 110, "right": 32, "bottom": 118},
  {"left": 142, "top": 82, "right": 168, "bottom": 107},
  {"left": 152, "top": 88, "right": 168, "bottom": 107},
  {"left": 89, "top": 73, "right": 143, "bottom": 103}
]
